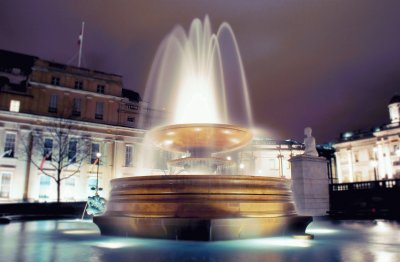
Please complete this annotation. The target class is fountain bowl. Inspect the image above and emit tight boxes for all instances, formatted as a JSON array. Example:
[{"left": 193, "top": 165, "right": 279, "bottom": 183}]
[{"left": 147, "top": 123, "right": 253, "bottom": 156}]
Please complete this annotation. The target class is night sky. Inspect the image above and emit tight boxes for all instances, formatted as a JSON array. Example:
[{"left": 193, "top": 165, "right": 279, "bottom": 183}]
[{"left": 1, "top": 0, "right": 400, "bottom": 143}]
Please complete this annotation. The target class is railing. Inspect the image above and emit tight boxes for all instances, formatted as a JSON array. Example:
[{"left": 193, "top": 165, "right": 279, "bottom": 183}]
[{"left": 330, "top": 179, "right": 400, "bottom": 192}]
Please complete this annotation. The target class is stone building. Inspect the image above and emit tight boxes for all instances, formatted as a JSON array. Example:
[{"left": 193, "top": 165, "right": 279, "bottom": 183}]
[
  {"left": 0, "top": 50, "right": 146, "bottom": 202},
  {"left": 334, "top": 95, "right": 400, "bottom": 183},
  {"left": 0, "top": 49, "right": 306, "bottom": 203}
]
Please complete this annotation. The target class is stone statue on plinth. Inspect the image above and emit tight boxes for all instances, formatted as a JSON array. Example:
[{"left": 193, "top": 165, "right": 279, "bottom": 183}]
[
  {"left": 290, "top": 127, "right": 329, "bottom": 216},
  {"left": 303, "top": 127, "right": 318, "bottom": 157}
]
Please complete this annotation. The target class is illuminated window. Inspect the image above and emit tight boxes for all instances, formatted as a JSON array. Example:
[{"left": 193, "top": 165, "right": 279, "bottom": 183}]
[
  {"left": 87, "top": 177, "right": 97, "bottom": 195},
  {"left": 39, "top": 175, "right": 51, "bottom": 199},
  {"left": 9, "top": 100, "right": 20, "bottom": 112},
  {"left": 0, "top": 172, "right": 11, "bottom": 198},
  {"left": 63, "top": 177, "right": 76, "bottom": 200},
  {"left": 3, "top": 133, "right": 16, "bottom": 158},
  {"left": 354, "top": 152, "right": 359, "bottom": 162},
  {"left": 125, "top": 145, "right": 133, "bottom": 166}
]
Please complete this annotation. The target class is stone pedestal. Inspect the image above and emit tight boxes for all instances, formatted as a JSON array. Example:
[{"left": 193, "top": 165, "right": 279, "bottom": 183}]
[{"left": 290, "top": 155, "right": 329, "bottom": 216}]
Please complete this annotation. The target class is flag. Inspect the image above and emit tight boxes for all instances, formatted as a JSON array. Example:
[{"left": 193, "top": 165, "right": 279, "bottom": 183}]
[
  {"left": 1, "top": 149, "right": 12, "bottom": 157},
  {"left": 40, "top": 151, "right": 52, "bottom": 171},
  {"left": 78, "top": 21, "right": 84, "bottom": 46},
  {"left": 78, "top": 32, "right": 83, "bottom": 46}
]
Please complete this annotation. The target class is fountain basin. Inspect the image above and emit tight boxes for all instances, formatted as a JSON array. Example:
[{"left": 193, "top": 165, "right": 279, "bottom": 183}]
[
  {"left": 147, "top": 123, "right": 253, "bottom": 156},
  {"left": 93, "top": 175, "right": 312, "bottom": 240}
]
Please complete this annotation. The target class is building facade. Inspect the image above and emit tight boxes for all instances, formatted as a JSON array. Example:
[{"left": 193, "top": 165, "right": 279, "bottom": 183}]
[
  {"left": 334, "top": 95, "right": 400, "bottom": 183},
  {"left": 0, "top": 50, "right": 147, "bottom": 202},
  {"left": 0, "top": 49, "right": 306, "bottom": 203}
]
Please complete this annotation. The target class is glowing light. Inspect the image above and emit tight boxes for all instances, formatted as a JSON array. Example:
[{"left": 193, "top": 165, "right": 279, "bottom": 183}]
[
  {"left": 163, "top": 140, "right": 173, "bottom": 145},
  {"left": 194, "top": 127, "right": 202, "bottom": 132},
  {"left": 93, "top": 241, "right": 135, "bottom": 249},
  {"left": 166, "top": 131, "right": 176, "bottom": 136},
  {"left": 222, "top": 129, "right": 232, "bottom": 134},
  {"left": 244, "top": 237, "right": 312, "bottom": 248},
  {"left": 306, "top": 228, "right": 339, "bottom": 235},
  {"left": 230, "top": 138, "right": 240, "bottom": 144},
  {"left": 371, "top": 220, "right": 392, "bottom": 233},
  {"left": 62, "top": 230, "right": 96, "bottom": 235},
  {"left": 239, "top": 163, "right": 245, "bottom": 169},
  {"left": 174, "top": 73, "right": 221, "bottom": 124},
  {"left": 226, "top": 156, "right": 232, "bottom": 161}
]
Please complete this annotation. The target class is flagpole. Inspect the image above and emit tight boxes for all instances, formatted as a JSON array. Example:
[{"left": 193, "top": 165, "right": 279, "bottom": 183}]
[{"left": 78, "top": 21, "right": 85, "bottom": 68}]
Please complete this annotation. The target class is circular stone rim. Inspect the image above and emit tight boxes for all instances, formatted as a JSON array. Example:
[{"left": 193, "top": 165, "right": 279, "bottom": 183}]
[{"left": 147, "top": 123, "right": 253, "bottom": 154}]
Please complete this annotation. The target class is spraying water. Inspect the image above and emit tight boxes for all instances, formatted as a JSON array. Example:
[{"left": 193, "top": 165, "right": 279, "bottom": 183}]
[
  {"left": 136, "top": 16, "right": 254, "bottom": 175},
  {"left": 140, "top": 16, "right": 253, "bottom": 127}
]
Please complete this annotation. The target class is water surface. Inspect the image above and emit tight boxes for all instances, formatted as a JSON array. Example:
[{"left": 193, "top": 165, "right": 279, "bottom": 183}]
[{"left": 0, "top": 219, "right": 399, "bottom": 261}]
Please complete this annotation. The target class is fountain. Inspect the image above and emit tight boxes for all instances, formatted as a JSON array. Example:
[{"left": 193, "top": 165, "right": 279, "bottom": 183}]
[{"left": 93, "top": 16, "right": 312, "bottom": 241}]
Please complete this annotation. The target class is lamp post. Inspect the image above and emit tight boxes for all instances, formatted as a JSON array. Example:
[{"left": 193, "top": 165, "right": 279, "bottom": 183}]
[{"left": 96, "top": 152, "right": 101, "bottom": 195}]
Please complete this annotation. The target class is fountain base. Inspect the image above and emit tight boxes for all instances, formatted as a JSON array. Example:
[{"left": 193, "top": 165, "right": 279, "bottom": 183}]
[
  {"left": 94, "top": 215, "right": 312, "bottom": 241},
  {"left": 93, "top": 175, "right": 312, "bottom": 241}
]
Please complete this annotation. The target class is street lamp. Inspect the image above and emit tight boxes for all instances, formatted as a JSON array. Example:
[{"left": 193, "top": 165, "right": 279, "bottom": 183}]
[{"left": 96, "top": 152, "right": 101, "bottom": 195}]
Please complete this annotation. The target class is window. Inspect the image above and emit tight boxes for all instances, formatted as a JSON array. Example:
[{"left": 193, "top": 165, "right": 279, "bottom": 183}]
[
  {"left": 51, "top": 76, "right": 60, "bottom": 86},
  {"left": 3, "top": 133, "right": 16, "bottom": 158},
  {"left": 72, "top": 98, "right": 81, "bottom": 116},
  {"left": 48, "top": 94, "right": 58, "bottom": 113},
  {"left": 63, "top": 177, "right": 76, "bottom": 200},
  {"left": 9, "top": 100, "right": 20, "bottom": 112},
  {"left": 354, "top": 152, "right": 359, "bottom": 163},
  {"left": 268, "top": 159, "right": 276, "bottom": 169},
  {"left": 0, "top": 172, "right": 11, "bottom": 198},
  {"left": 87, "top": 177, "right": 97, "bottom": 195},
  {"left": 74, "top": 81, "right": 83, "bottom": 90},
  {"left": 95, "top": 102, "right": 104, "bottom": 120},
  {"left": 39, "top": 175, "right": 51, "bottom": 199},
  {"left": 91, "top": 143, "right": 100, "bottom": 164},
  {"left": 125, "top": 145, "right": 133, "bottom": 166},
  {"left": 127, "top": 116, "right": 135, "bottom": 123},
  {"left": 68, "top": 140, "right": 78, "bottom": 163},
  {"left": 97, "top": 85, "right": 105, "bottom": 94},
  {"left": 44, "top": 138, "right": 53, "bottom": 161}
]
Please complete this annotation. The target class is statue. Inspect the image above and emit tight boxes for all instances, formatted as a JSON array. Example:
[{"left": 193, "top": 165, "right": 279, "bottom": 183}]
[
  {"left": 86, "top": 195, "right": 106, "bottom": 215},
  {"left": 303, "top": 127, "right": 318, "bottom": 157}
]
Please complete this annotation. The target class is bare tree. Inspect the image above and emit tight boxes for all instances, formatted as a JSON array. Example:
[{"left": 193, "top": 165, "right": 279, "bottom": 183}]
[{"left": 21, "top": 118, "right": 90, "bottom": 202}]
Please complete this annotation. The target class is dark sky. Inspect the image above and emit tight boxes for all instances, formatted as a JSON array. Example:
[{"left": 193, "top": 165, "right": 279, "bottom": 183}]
[{"left": 1, "top": 0, "right": 400, "bottom": 143}]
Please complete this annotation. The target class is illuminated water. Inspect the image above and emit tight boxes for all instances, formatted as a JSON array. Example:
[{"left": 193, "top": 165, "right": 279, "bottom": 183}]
[
  {"left": 140, "top": 16, "right": 253, "bottom": 127},
  {"left": 1, "top": 219, "right": 400, "bottom": 261},
  {"left": 136, "top": 16, "right": 254, "bottom": 175}
]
